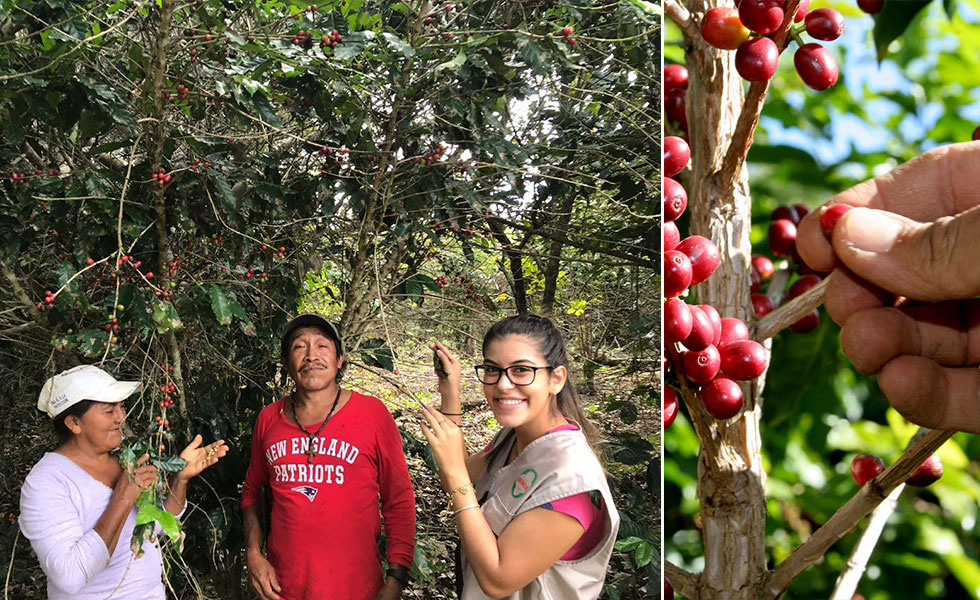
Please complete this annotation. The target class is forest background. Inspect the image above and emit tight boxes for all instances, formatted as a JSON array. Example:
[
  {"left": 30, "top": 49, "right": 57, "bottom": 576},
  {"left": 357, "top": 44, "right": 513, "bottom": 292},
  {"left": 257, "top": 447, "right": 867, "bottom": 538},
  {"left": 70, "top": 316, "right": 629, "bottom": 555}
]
[{"left": 0, "top": 0, "right": 661, "bottom": 597}]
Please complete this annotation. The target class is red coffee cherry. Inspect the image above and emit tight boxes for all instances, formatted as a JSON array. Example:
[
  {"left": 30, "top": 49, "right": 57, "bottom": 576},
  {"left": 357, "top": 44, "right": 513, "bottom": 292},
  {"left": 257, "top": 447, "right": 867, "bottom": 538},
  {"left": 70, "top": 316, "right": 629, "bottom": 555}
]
[
  {"left": 682, "top": 344, "right": 721, "bottom": 383},
  {"left": 851, "top": 453, "right": 886, "bottom": 487},
  {"left": 664, "top": 387, "right": 679, "bottom": 428},
  {"left": 701, "top": 376, "right": 744, "bottom": 419},
  {"left": 665, "top": 250, "right": 694, "bottom": 298},
  {"left": 664, "top": 177, "right": 688, "bottom": 222},
  {"left": 805, "top": 7, "right": 845, "bottom": 41},
  {"left": 790, "top": 308, "right": 820, "bottom": 333},
  {"left": 665, "top": 89, "right": 687, "bottom": 129},
  {"left": 857, "top": 0, "right": 885, "bottom": 15},
  {"left": 772, "top": 204, "right": 801, "bottom": 225},
  {"left": 738, "top": 0, "right": 785, "bottom": 34},
  {"left": 735, "top": 37, "right": 779, "bottom": 82},
  {"left": 664, "top": 136, "right": 691, "bottom": 178},
  {"left": 750, "top": 267, "right": 762, "bottom": 293},
  {"left": 665, "top": 576, "right": 674, "bottom": 600},
  {"left": 664, "top": 64, "right": 689, "bottom": 91},
  {"left": 665, "top": 298, "right": 694, "bottom": 343},
  {"left": 683, "top": 306, "right": 715, "bottom": 351},
  {"left": 793, "top": 204, "right": 811, "bottom": 220},
  {"left": 972, "top": 125, "right": 980, "bottom": 141},
  {"left": 820, "top": 203, "right": 853, "bottom": 236},
  {"left": 664, "top": 220, "right": 680, "bottom": 251},
  {"left": 698, "top": 304, "right": 722, "bottom": 346},
  {"left": 719, "top": 317, "right": 750, "bottom": 347},
  {"left": 701, "top": 7, "right": 750, "bottom": 50},
  {"left": 676, "top": 235, "right": 721, "bottom": 285},
  {"left": 787, "top": 274, "right": 822, "bottom": 300},
  {"left": 768, "top": 219, "right": 797, "bottom": 256},
  {"left": 751, "top": 293, "right": 774, "bottom": 317},
  {"left": 794, "top": 0, "right": 810, "bottom": 21},
  {"left": 906, "top": 454, "right": 943, "bottom": 487},
  {"left": 794, "top": 43, "right": 839, "bottom": 90},
  {"left": 751, "top": 255, "right": 774, "bottom": 280},
  {"left": 719, "top": 339, "right": 768, "bottom": 380}
]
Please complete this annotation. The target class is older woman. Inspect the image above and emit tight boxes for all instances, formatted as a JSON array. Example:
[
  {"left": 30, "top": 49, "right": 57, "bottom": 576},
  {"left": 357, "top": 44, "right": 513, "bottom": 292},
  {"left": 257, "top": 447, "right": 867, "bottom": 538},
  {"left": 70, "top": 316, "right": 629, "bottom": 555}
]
[{"left": 19, "top": 364, "right": 228, "bottom": 600}]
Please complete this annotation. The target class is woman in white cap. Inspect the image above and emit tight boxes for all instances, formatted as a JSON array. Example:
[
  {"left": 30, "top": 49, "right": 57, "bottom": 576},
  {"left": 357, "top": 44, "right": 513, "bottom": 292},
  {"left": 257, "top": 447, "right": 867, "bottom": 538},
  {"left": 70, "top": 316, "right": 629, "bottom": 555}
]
[{"left": 19, "top": 364, "right": 229, "bottom": 600}]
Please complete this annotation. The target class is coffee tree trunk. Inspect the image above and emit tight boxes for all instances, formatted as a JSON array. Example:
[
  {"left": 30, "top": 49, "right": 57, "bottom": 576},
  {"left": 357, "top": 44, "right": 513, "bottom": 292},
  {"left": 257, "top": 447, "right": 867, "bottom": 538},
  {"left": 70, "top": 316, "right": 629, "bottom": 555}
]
[{"left": 684, "top": 1, "right": 766, "bottom": 597}]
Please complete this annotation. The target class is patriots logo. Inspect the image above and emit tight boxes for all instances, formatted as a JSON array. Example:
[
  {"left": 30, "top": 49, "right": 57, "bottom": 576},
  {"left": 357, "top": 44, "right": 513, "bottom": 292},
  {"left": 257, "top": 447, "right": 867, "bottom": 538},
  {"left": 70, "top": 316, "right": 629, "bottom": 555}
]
[{"left": 291, "top": 485, "right": 318, "bottom": 502}]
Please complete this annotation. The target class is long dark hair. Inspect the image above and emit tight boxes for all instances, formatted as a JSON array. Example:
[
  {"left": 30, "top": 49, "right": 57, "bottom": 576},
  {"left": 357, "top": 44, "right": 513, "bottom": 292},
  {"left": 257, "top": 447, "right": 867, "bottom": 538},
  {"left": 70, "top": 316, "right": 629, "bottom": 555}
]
[
  {"left": 482, "top": 314, "right": 602, "bottom": 468},
  {"left": 52, "top": 400, "right": 96, "bottom": 442}
]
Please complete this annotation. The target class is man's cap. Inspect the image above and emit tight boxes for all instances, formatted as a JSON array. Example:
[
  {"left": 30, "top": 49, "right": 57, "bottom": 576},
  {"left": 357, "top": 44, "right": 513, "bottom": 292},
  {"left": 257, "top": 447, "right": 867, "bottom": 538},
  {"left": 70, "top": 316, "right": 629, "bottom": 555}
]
[
  {"left": 38, "top": 365, "right": 140, "bottom": 419},
  {"left": 280, "top": 314, "right": 345, "bottom": 359}
]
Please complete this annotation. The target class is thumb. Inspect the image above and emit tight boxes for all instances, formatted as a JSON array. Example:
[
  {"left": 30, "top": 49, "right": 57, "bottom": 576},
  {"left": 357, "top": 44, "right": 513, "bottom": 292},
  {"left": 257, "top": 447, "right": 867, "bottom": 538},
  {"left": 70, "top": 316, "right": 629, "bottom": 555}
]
[{"left": 833, "top": 206, "right": 980, "bottom": 302}]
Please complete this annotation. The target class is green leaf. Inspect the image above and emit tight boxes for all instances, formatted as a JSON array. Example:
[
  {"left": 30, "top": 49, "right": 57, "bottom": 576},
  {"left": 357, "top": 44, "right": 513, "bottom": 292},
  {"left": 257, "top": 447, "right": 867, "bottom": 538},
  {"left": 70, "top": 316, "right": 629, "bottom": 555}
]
[
  {"left": 434, "top": 51, "right": 467, "bottom": 74},
  {"left": 615, "top": 536, "right": 644, "bottom": 552},
  {"left": 381, "top": 32, "right": 414, "bottom": 58},
  {"left": 517, "top": 37, "right": 550, "bottom": 75},
  {"left": 209, "top": 285, "right": 247, "bottom": 326},
  {"left": 212, "top": 173, "right": 236, "bottom": 214},
  {"left": 872, "top": 0, "right": 933, "bottom": 62},
  {"left": 151, "top": 455, "right": 187, "bottom": 473},
  {"left": 634, "top": 541, "right": 653, "bottom": 568},
  {"left": 152, "top": 300, "right": 183, "bottom": 334},
  {"left": 252, "top": 92, "right": 282, "bottom": 127},
  {"left": 135, "top": 504, "right": 182, "bottom": 542}
]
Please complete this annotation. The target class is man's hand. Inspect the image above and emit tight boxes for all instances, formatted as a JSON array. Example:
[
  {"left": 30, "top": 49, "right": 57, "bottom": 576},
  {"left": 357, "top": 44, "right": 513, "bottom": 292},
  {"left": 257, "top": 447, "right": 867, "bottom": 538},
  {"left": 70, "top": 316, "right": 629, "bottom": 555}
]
[
  {"left": 796, "top": 141, "right": 980, "bottom": 433},
  {"left": 246, "top": 550, "right": 282, "bottom": 600},
  {"left": 374, "top": 577, "right": 403, "bottom": 600}
]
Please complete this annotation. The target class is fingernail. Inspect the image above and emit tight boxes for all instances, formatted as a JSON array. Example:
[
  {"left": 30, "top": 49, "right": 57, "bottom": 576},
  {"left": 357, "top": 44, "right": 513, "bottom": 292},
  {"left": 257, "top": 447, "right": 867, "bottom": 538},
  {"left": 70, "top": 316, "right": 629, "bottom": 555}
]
[{"left": 842, "top": 208, "right": 904, "bottom": 253}]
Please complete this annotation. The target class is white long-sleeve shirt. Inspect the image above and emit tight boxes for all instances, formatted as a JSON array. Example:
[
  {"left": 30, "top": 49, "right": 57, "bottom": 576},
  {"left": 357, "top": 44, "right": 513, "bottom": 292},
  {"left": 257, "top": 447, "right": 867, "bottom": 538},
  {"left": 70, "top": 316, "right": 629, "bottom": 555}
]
[{"left": 19, "top": 453, "right": 170, "bottom": 600}]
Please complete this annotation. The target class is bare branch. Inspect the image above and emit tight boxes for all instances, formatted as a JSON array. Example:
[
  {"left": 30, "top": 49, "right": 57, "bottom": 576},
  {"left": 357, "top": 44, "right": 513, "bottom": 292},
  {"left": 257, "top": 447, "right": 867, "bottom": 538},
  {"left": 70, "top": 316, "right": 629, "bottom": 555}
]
[
  {"left": 665, "top": 560, "right": 699, "bottom": 597},
  {"left": 830, "top": 484, "right": 903, "bottom": 600},
  {"left": 753, "top": 277, "right": 827, "bottom": 341},
  {"left": 764, "top": 428, "right": 955, "bottom": 598},
  {"left": 719, "top": 0, "right": 803, "bottom": 181},
  {"left": 665, "top": 0, "right": 698, "bottom": 40},
  {"left": 1, "top": 262, "right": 44, "bottom": 325}
]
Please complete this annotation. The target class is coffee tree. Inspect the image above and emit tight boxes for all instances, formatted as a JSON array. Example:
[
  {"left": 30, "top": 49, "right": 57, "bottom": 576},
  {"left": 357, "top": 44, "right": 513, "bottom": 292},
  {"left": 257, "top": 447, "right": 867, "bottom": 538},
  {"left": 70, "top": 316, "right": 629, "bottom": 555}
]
[
  {"left": 0, "top": 0, "right": 660, "bottom": 596},
  {"left": 664, "top": 1, "right": 980, "bottom": 598}
]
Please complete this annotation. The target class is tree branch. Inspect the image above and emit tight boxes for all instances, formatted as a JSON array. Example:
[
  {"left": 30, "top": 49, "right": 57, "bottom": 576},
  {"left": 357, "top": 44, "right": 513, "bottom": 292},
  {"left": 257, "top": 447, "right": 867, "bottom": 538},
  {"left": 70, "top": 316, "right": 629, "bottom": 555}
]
[
  {"left": 1, "top": 262, "right": 44, "bottom": 325},
  {"left": 665, "top": 0, "right": 698, "bottom": 40},
  {"left": 665, "top": 560, "right": 699, "bottom": 598},
  {"left": 719, "top": 0, "right": 802, "bottom": 182},
  {"left": 753, "top": 276, "right": 827, "bottom": 341},
  {"left": 764, "top": 428, "right": 954, "bottom": 598},
  {"left": 829, "top": 484, "right": 903, "bottom": 600}
]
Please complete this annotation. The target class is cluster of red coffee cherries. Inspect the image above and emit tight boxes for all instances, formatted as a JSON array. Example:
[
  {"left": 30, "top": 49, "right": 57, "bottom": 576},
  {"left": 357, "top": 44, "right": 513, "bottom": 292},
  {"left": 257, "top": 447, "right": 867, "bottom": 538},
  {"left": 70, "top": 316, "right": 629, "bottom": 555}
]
[
  {"left": 292, "top": 29, "right": 313, "bottom": 48},
  {"left": 664, "top": 135, "right": 770, "bottom": 424},
  {"left": 559, "top": 25, "right": 576, "bottom": 45},
  {"left": 851, "top": 452, "right": 942, "bottom": 488},
  {"left": 320, "top": 29, "right": 343, "bottom": 48},
  {"left": 151, "top": 168, "right": 172, "bottom": 187},
  {"left": 696, "top": 0, "right": 845, "bottom": 91}
]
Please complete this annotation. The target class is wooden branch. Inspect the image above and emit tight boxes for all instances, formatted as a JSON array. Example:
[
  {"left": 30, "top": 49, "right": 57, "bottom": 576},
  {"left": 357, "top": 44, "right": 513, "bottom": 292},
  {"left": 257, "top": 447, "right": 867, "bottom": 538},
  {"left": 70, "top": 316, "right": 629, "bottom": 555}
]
[
  {"left": 665, "top": 560, "right": 699, "bottom": 598},
  {"left": 764, "top": 428, "right": 954, "bottom": 598},
  {"left": 754, "top": 277, "right": 827, "bottom": 341},
  {"left": 830, "top": 484, "right": 903, "bottom": 600},
  {"left": 1, "top": 262, "right": 44, "bottom": 325},
  {"left": 665, "top": 0, "right": 698, "bottom": 40},
  {"left": 0, "top": 322, "right": 36, "bottom": 338},
  {"left": 719, "top": 0, "right": 803, "bottom": 182}
]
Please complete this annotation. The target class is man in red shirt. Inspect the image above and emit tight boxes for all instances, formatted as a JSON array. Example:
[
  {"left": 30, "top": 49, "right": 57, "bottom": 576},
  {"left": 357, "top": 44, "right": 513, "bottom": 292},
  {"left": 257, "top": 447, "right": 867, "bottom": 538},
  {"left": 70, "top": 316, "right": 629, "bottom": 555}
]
[{"left": 242, "top": 314, "right": 416, "bottom": 600}]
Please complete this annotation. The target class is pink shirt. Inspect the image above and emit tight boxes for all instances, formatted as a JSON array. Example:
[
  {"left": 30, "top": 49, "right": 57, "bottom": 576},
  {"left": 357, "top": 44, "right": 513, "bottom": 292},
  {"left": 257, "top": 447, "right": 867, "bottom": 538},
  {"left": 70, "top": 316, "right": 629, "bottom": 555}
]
[{"left": 484, "top": 424, "right": 604, "bottom": 560}]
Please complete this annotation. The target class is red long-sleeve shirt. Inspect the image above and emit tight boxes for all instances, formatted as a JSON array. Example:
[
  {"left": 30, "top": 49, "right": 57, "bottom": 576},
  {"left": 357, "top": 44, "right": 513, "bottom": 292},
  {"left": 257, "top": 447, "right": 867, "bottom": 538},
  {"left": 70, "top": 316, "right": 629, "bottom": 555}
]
[{"left": 242, "top": 391, "right": 416, "bottom": 600}]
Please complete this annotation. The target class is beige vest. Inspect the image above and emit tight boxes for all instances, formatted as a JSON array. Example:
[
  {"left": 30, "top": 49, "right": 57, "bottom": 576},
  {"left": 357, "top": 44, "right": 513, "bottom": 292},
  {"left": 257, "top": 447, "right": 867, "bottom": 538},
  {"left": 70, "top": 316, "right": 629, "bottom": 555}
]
[{"left": 461, "top": 428, "right": 620, "bottom": 600}]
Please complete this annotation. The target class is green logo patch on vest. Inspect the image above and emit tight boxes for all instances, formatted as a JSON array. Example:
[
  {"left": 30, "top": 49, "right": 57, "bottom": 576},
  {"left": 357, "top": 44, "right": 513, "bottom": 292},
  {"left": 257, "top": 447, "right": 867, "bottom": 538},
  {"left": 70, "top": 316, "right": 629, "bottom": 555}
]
[{"left": 511, "top": 468, "right": 538, "bottom": 498}]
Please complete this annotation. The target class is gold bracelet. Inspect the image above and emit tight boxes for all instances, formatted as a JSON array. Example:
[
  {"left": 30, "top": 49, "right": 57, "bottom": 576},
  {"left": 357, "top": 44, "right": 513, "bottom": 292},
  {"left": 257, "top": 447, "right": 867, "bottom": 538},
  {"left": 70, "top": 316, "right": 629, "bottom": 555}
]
[
  {"left": 449, "top": 482, "right": 475, "bottom": 498},
  {"left": 453, "top": 503, "right": 480, "bottom": 516}
]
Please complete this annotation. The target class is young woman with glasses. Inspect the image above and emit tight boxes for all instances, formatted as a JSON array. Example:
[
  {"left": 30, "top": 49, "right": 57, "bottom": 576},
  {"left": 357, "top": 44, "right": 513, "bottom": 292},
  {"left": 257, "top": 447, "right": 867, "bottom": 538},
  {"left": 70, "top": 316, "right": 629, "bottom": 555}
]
[{"left": 420, "top": 314, "right": 620, "bottom": 600}]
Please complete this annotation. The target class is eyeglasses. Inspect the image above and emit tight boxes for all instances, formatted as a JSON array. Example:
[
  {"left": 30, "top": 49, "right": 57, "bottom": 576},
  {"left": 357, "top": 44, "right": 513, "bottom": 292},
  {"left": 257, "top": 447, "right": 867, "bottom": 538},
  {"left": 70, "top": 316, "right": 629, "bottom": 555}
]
[{"left": 474, "top": 364, "right": 553, "bottom": 386}]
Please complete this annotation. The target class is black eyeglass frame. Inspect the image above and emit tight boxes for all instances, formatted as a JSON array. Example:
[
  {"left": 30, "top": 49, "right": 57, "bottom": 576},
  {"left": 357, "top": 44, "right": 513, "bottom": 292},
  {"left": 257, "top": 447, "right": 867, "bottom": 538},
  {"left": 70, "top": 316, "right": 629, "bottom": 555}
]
[{"left": 473, "top": 364, "right": 555, "bottom": 386}]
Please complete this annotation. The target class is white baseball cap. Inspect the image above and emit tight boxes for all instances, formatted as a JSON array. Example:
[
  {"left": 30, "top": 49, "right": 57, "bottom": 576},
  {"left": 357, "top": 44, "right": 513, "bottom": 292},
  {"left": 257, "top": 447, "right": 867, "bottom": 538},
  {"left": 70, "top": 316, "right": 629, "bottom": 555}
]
[{"left": 38, "top": 365, "right": 141, "bottom": 419}]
